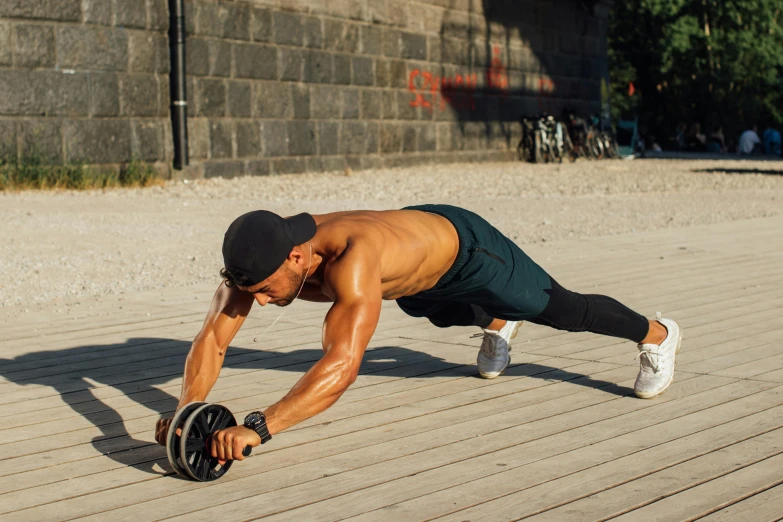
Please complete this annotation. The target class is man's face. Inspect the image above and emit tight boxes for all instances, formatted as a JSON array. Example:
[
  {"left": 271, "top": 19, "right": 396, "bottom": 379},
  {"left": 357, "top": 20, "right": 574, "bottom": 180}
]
[{"left": 242, "top": 262, "right": 306, "bottom": 307}]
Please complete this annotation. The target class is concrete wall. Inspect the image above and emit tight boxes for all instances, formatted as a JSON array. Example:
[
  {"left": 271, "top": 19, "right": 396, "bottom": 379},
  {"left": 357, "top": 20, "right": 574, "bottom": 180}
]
[{"left": 0, "top": 0, "right": 610, "bottom": 178}]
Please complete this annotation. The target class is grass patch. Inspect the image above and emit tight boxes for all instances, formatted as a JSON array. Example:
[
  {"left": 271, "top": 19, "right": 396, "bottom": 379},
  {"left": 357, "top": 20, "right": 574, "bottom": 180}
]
[{"left": 0, "top": 154, "right": 163, "bottom": 191}]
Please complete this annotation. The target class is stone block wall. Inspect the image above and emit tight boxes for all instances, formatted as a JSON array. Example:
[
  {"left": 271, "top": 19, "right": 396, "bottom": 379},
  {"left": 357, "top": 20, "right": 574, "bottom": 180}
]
[
  {"left": 0, "top": 0, "right": 610, "bottom": 178},
  {"left": 0, "top": 0, "right": 171, "bottom": 174}
]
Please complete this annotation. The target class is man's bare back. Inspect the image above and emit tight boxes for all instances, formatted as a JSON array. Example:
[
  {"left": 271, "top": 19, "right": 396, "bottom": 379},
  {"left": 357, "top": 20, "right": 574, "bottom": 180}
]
[{"left": 304, "top": 209, "right": 460, "bottom": 301}]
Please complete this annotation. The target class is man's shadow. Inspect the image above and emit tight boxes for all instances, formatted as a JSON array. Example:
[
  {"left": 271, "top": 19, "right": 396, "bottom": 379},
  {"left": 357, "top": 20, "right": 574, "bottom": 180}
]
[
  {"left": 692, "top": 167, "right": 783, "bottom": 176},
  {"left": 0, "top": 337, "right": 630, "bottom": 477}
]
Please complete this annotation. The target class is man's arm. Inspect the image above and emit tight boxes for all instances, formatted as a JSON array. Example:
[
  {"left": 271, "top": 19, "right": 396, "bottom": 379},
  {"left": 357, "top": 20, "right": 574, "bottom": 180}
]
[
  {"left": 262, "top": 246, "right": 382, "bottom": 435},
  {"left": 155, "top": 282, "right": 253, "bottom": 446},
  {"left": 178, "top": 282, "right": 255, "bottom": 408}
]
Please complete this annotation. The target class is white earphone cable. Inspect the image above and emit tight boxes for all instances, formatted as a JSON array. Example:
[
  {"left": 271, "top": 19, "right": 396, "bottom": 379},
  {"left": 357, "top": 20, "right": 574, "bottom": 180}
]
[{"left": 253, "top": 241, "right": 312, "bottom": 342}]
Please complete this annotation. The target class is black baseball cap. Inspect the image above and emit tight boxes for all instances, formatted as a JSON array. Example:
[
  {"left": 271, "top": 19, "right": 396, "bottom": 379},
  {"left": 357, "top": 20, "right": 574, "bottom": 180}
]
[{"left": 222, "top": 210, "right": 317, "bottom": 286}]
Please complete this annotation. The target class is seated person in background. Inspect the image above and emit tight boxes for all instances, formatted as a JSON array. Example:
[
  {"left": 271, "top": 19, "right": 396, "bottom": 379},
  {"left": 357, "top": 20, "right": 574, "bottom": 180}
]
[
  {"left": 762, "top": 127, "right": 781, "bottom": 156},
  {"left": 707, "top": 126, "right": 727, "bottom": 154},
  {"left": 738, "top": 125, "right": 762, "bottom": 155},
  {"left": 686, "top": 123, "right": 707, "bottom": 151},
  {"left": 674, "top": 122, "right": 687, "bottom": 150}
]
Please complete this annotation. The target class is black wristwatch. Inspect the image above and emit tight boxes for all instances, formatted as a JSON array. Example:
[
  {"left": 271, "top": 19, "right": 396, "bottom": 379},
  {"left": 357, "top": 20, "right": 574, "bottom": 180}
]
[{"left": 243, "top": 411, "right": 272, "bottom": 444}]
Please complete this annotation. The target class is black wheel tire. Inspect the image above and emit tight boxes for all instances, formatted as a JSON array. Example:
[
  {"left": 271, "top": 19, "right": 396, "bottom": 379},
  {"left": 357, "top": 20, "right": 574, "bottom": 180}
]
[
  {"left": 166, "top": 402, "right": 207, "bottom": 478},
  {"left": 590, "top": 135, "right": 604, "bottom": 159}
]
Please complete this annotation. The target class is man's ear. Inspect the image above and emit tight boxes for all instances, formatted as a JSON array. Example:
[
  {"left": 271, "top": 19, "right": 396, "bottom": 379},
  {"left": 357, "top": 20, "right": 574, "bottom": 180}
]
[{"left": 287, "top": 246, "right": 304, "bottom": 264}]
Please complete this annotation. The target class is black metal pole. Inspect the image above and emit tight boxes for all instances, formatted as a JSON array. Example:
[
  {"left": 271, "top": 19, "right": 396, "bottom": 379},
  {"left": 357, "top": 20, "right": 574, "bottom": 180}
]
[{"left": 169, "top": 0, "right": 189, "bottom": 170}]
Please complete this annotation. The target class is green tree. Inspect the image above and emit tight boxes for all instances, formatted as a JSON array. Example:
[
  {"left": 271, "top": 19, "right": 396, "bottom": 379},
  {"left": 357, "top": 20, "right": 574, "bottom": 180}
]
[{"left": 609, "top": 0, "right": 783, "bottom": 147}]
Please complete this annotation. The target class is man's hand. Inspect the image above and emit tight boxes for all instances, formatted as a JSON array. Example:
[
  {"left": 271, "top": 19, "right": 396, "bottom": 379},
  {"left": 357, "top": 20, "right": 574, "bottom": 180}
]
[
  {"left": 155, "top": 417, "right": 174, "bottom": 446},
  {"left": 210, "top": 425, "right": 262, "bottom": 463}
]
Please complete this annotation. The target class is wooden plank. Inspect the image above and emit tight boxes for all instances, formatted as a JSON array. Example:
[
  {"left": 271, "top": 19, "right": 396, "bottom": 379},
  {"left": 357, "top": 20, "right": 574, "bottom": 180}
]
[
  {"left": 749, "top": 367, "right": 783, "bottom": 384},
  {"left": 711, "top": 351, "right": 783, "bottom": 380},
  {"left": 698, "top": 484, "right": 783, "bottom": 521},
  {"left": 609, "top": 453, "right": 783, "bottom": 521}
]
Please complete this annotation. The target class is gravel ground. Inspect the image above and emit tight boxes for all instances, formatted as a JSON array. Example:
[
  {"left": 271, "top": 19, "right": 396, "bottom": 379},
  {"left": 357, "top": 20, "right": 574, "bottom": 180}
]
[{"left": 2, "top": 157, "right": 781, "bottom": 310}]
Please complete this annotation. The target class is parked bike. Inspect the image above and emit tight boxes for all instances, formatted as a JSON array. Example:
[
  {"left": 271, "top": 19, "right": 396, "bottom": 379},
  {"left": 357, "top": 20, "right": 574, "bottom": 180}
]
[{"left": 518, "top": 114, "right": 576, "bottom": 164}]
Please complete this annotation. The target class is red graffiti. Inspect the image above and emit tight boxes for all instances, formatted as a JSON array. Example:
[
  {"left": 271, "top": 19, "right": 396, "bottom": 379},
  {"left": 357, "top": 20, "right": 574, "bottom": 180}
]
[
  {"left": 409, "top": 70, "right": 478, "bottom": 112},
  {"left": 538, "top": 78, "right": 555, "bottom": 93},
  {"left": 408, "top": 46, "right": 509, "bottom": 112},
  {"left": 537, "top": 78, "right": 556, "bottom": 112},
  {"left": 486, "top": 47, "right": 509, "bottom": 91}
]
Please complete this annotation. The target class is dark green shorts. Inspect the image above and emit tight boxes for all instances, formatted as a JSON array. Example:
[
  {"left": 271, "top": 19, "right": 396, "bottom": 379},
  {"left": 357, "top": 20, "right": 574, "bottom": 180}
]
[{"left": 397, "top": 204, "right": 553, "bottom": 321}]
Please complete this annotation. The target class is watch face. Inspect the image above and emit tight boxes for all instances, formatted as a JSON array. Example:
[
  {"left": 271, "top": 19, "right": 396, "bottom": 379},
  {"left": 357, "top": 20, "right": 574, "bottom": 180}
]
[{"left": 245, "top": 412, "right": 262, "bottom": 426}]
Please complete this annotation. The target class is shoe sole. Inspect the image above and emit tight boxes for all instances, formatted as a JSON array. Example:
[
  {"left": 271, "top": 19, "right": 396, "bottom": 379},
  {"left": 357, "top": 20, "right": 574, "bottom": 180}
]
[
  {"left": 635, "top": 325, "right": 683, "bottom": 399},
  {"left": 479, "top": 364, "right": 508, "bottom": 379},
  {"left": 478, "top": 322, "right": 523, "bottom": 379}
]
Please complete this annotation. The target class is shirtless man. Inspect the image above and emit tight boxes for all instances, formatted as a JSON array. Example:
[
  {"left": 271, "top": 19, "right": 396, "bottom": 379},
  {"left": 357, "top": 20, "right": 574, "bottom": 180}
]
[{"left": 155, "top": 205, "right": 681, "bottom": 461}]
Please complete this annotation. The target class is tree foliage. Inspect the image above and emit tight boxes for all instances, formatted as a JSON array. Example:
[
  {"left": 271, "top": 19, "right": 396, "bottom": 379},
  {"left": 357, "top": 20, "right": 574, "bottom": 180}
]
[{"left": 609, "top": 0, "right": 783, "bottom": 145}]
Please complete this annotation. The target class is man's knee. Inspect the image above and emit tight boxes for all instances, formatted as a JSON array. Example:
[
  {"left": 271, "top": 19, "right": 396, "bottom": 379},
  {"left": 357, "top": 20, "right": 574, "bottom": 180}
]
[
  {"left": 427, "top": 304, "right": 493, "bottom": 329},
  {"left": 535, "top": 283, "right": 592, "bottom": 333},
  {"left": 428, "top": 315, "right": 455, "bottom": 328}
]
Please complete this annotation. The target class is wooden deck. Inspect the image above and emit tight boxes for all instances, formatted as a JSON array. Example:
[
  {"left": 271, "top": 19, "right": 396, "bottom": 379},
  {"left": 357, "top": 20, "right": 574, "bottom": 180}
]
[{"left": 2, "top": 215, "right": 783, "bottom": 521}]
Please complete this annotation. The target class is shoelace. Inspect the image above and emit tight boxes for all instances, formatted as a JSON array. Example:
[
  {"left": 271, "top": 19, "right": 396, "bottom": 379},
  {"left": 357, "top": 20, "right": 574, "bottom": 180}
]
[
  {"left": 636, "top": 347, "right": 662, "bottom": 373},
  {"left": 472, "top": 331, "right": 502, "bottom": 357},
  {"left": 636, "top": 311, "right": 669, "bottom": 374}
]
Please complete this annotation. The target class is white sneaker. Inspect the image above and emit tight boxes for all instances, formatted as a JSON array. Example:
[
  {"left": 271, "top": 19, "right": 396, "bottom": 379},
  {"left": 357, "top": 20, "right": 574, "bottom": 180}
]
[
  {"left": 634, "top": 312, "right": 682, "bottom": 399},
  {"left": 477, "top": 321, "right": 522, "bottom": 379}
]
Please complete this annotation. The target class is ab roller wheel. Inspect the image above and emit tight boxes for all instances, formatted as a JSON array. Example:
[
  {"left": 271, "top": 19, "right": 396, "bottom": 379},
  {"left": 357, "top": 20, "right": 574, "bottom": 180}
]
[
  {"left": 166, "top": 401, "right": 205, "bottom": 478},
  {"left": 166, "top": 403, "right": 252, "bottom": 482}
]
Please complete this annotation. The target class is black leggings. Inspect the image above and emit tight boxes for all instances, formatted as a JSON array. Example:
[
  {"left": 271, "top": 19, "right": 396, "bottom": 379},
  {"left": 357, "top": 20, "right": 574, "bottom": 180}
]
[{"left": 416, "top": 278, "right": 650, "bottom": 344}]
